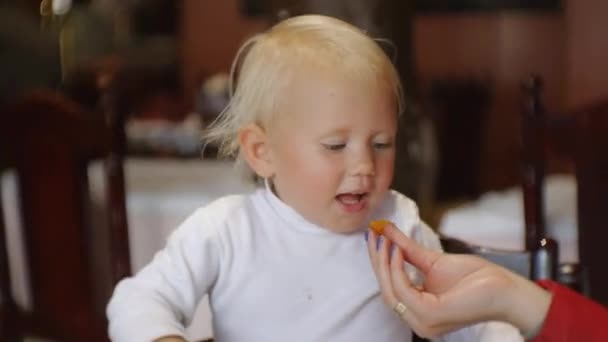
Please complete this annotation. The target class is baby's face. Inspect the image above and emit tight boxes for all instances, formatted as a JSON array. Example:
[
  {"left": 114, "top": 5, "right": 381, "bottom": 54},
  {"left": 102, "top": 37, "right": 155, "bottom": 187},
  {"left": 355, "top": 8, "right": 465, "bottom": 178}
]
[{"left": 266, "top": 68, "right": 397, "bottom": 233}]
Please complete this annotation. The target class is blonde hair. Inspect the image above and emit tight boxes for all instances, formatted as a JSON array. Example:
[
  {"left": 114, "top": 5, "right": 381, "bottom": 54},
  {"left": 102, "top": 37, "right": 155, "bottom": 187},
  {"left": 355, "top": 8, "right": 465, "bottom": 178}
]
[{"left": 204, "top": 15, "right": 404, "bottom": 163}]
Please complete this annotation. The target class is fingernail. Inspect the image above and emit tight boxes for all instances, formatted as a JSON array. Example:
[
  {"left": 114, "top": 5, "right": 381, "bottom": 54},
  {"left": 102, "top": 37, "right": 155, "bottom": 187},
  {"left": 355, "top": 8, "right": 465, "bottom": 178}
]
[
  {"left": 364, "top": 231, "right": 369, "bottom": 241},
  {"left": 376, "top": 236, "right": 383, "bottom": 250}
]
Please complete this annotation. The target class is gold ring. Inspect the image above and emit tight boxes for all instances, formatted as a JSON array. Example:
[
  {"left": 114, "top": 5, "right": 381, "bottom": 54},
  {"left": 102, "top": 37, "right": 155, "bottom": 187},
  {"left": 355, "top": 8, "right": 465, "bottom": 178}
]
[{"left": 393, "top": 302, "right": 408, "bottom": 317}]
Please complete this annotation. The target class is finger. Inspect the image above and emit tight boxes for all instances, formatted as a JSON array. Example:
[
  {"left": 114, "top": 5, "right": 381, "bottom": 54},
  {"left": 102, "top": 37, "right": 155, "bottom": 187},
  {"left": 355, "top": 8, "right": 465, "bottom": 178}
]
[
  {"left": 389, "top": 280, "right": 463, "bottom": 340},
  {"left": 389, "top": 244, "right": 427, "bottom": 312},
  {"left": 389, "top": 245, "right": 458, "bottom": 326},
  {"left": 375, "top": 233, "right": 398, "bottom": 305},
  {"left": 369, "top": 231, "right": 403, "bottom": 308},
  {"left": 381, "top": 244, "right": 454, "bottom": 337},
  {"left": 388, "top": 291, "right": 451, "bottom": 340},
  {"left": 383, "top": 224, "right": 441, "bottom": 274},
  {"left": 367, "top": 230, "right": 391, "bottom": 284},
  {"left": 390, "top": 244, "right": 416, "bottom": 297},
  {"left": 366, "top": 230, "right": 381, "bottom": 278}
]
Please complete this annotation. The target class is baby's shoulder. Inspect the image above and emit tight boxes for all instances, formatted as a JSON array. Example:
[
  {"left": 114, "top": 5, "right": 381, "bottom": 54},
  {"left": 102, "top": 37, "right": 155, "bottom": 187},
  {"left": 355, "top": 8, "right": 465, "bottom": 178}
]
[
  {"left": 381, "top": 190, "right": 421, "bottom": 230},
  {"left": 190, "top": 191, "right": 257, "bottom": 225},
  {"left": 171, "top": 191, "right": 259, "bottom": 240},
  {"left": 387, "top": 190, "right": 419, "bottom": 213},
  {"left": 385, "top": 190, "right": 441, "bottom": 250}
]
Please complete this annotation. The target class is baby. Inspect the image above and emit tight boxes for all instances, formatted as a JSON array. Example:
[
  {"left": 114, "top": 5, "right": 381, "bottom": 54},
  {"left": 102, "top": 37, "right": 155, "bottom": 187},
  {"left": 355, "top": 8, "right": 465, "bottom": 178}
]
[{"left": 107, "top": 15, "right": 522, "bottom": 342}]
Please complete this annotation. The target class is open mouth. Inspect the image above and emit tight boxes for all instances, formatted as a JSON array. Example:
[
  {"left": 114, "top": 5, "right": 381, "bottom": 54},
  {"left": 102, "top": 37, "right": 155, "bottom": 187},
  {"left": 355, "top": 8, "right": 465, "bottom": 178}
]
[{"left": 335, "top": 192, "right": 369, "bottom": 212}]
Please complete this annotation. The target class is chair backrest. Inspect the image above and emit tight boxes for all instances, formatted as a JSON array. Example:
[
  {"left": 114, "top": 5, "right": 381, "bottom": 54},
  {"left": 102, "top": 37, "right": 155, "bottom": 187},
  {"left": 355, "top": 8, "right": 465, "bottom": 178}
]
[
  {"left": 440, "top": 236, "right": 558, "bottom": 280},
  {"left": 521, "top": 75, "right": 608, "bottom": 305},
  {"left": 433, "top": 77, "right": 561, "bottom": 280},
  {"left": 0, "top": 90, "right": 131, "bottom": 341}
]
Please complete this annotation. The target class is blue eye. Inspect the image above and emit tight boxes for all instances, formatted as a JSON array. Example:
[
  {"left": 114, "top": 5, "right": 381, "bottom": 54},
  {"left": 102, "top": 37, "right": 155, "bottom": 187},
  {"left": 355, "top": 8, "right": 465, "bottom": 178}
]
[{"left": 323, "top": 143, "right": 346, "bottom": 151}]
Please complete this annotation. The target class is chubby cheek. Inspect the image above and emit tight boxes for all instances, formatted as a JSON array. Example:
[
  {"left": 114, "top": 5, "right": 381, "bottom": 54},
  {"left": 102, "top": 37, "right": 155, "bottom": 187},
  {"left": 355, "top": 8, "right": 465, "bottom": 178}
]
[
  {"left": 295, "top": 156, "right": 343, "bottom": 196},
  {"left": 276, "top": 147, "right": 339, "bottom": 194},
  {"left": 281, "top": 146, "right": 333, "bottom": 177},
  {"left": 375, "top": 156, "right": 395, "bottom": 192}
]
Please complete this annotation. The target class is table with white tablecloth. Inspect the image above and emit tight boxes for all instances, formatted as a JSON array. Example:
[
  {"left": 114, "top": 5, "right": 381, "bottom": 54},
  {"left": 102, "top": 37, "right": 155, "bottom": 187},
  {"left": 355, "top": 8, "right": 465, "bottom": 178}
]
[
  {"left": 439, "top": 174, "right": 578, "bottom": 264},
  {"left": 2, "top": 158, "right": 254, "bottom": 341}
]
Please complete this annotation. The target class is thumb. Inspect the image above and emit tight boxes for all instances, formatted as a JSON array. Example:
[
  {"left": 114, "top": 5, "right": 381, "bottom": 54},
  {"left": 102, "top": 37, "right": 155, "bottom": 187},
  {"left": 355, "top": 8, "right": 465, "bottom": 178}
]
[{"left": 382, "top": 223, "right": 441, "bottom": 274}]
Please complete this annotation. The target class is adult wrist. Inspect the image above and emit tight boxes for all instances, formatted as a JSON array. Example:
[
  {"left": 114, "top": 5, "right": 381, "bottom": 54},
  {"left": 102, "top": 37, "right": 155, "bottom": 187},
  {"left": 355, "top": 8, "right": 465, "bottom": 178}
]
[{"left": 505, "top": 274, "right": 552, "bottom": 338}]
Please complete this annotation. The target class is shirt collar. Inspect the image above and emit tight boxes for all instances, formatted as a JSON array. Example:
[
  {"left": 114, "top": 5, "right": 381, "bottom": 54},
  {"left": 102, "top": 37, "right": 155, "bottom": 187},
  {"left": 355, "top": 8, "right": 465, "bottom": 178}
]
[{"left": 261, "top": 178, "right": 343, "bottom": 235}]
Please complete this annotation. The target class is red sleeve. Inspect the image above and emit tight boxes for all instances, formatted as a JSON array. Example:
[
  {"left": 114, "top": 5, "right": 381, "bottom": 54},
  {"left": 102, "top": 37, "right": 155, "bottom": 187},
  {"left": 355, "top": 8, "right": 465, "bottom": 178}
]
[{"left": 531, "top": 280, "right": 608, "bottom": 342}]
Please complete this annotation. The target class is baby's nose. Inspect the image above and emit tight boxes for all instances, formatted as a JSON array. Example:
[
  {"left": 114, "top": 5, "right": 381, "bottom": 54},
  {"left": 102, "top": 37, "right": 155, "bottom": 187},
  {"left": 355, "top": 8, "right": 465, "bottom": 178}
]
[{"left": 350, "top": 152, "right": 375, "bottom": 176}]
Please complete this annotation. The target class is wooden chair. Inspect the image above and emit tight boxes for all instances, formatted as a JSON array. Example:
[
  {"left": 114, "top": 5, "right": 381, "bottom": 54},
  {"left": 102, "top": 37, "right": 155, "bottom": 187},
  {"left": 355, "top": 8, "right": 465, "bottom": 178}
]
[
  {"left": 0, "top": 90, "right": 131, "bottom": 341},
  {"left": 521, "top": 75, "right": 608, "bottom": 305},
  {"left": 440, "top": 236, "right": 558, "bottom": 280}
]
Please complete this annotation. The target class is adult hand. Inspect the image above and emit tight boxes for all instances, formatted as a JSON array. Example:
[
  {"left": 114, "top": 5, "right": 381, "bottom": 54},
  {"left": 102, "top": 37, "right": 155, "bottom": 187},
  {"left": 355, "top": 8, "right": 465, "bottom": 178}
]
[{"left": 366, "top": 224, "right": 551, "bottom": 338}]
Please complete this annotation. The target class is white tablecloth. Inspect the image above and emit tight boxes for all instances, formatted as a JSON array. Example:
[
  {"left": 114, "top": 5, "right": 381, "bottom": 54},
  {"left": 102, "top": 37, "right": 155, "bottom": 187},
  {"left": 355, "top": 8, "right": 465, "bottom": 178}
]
[
  {"left": 2, "top": 158, "right": 254, "bottom": 340},
  {"left": 439, "top": 174, "right": 578, "bottom": 264}
]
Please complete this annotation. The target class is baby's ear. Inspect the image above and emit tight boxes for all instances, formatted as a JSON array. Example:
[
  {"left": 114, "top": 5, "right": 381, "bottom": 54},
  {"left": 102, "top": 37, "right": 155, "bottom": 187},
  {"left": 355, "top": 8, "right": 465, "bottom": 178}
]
[{"left": 239, "top": 123, "right": 275, "bottom": 178}]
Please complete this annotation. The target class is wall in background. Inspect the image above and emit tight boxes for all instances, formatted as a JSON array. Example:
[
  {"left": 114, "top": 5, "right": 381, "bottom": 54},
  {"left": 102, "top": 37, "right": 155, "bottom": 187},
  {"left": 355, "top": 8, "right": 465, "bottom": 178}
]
[
  {"left": 565, "top": 0, "right": 608, "bottom": 108},
  {"left": 414, "top": 13, "right": 565, "bottom": 191},
  {"left": 180, "top": 0, "right": 268, "bottom": 99}
]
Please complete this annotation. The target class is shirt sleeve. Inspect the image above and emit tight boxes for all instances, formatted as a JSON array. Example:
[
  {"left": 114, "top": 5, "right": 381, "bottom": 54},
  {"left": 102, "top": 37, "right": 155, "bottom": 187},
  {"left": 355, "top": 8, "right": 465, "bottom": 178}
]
[
  {"left": 106, "top": 208, "right": 222, "bottom": 342},
  {"left": 531, "top": 280, "right": 608, "bottom": 342}
]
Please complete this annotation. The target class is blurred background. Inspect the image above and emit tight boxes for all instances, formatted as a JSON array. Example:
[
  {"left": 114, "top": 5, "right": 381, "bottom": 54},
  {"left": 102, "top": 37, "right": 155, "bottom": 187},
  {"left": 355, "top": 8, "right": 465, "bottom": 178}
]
[{"left": 1, "top": 0, "right": 607, "bottom": 341}]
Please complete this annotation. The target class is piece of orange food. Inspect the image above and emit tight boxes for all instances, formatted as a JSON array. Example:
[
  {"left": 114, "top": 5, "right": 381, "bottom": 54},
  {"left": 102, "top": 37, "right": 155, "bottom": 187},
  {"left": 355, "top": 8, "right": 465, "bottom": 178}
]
[{"left": 369, "top": 219, "right": 392, "bottom": 235}]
